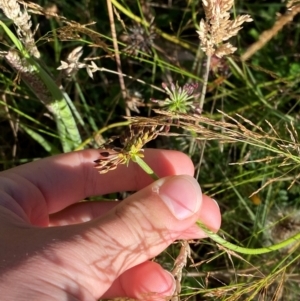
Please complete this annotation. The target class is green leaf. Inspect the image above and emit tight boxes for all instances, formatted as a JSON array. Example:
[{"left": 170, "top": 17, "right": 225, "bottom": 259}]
[{"left": 0, "top": 20, "right": 82, "bottom": 152}]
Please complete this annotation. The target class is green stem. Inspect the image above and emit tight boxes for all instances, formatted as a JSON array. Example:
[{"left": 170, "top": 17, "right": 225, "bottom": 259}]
[
  {"left": 75, "top": 121, "right": 131, "bottom": 150},
  {"left": 134, "top": 156, "right": 300, "bottom": 255},
  {"left": 133, "top": 155, "right": 159, "bottom": 180},
  {"left": 197, "top": 221, "right": 300, "bottom": 255}
]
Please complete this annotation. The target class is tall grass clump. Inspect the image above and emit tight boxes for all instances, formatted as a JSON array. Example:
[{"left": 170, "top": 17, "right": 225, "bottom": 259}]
[{"left": 1, "top": 0, "right": 300, "bottom": 300}]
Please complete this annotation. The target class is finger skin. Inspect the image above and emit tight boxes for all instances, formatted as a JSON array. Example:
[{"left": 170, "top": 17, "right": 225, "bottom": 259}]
[
  {"left": 0, "top": 175, "right": 220, "bottom": 300},
  {"left": 49, "top": 201, "right": 119, "bottom": 226},
  {"left": 103, "top": 261, "right": 175, "bottom": 300},
  {"left": 0, "top": 149, "right": 194, "bottom": 226},
  {"left": 49, "top": 195, "right": 221, "bottom": 238},
  {"left": 0, "top": 149, "right": 221, "bottom": 301},
  {"left": 67, "top": 176, "right": 220, "bottom": 286}
]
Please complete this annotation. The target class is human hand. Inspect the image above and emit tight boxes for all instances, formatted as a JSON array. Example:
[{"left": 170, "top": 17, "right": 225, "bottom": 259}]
[{"left": 0, "top": 149, "right": 221, "bottom": 301}]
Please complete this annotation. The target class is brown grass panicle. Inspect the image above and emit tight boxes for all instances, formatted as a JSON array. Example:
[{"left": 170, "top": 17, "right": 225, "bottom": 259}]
[{"left": 129, "top": 110, "right": 300, "bottom": 196}]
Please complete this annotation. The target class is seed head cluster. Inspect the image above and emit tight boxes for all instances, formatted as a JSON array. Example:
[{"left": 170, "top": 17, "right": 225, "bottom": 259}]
[{"left": 197, "top": 0, "right": 252, "bottom": 57}]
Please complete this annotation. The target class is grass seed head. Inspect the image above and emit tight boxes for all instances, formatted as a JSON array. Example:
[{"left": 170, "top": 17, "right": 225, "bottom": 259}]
[
  {"left": 0, "top": 0, "right": 40, "bottom": 58},
  {"left": 197, "top": 0, "right": 253, "bottom": 57}
]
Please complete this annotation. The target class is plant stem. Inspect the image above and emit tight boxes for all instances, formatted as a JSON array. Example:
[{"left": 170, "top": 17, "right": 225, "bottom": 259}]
[
  {"left": 199, "top": 54, "right": 211, "bottom": 110},
  {"left": 135, "top": 156, "right": 300, "bottom": 255},
  {"left": 106, "top": 0, "right": 130, "bottom": 117},
  {"left": 110, "top": 0, "right": 197, "bottom": 53}
]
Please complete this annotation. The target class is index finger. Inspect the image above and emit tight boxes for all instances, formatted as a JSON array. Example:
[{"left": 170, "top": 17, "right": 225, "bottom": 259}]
[{"left": 0, "top": 149, "right": 194, "bottom": 224}]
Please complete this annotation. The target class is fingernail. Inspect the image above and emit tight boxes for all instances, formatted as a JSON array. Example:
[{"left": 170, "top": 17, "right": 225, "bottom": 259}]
[
  {"left": 155, "top": 176, "right": 202, "bottom": 220},
  {"left": 164, "top": 270, "right": 176, "bottom": 295},
  {"left": 212, "top": 199, "right": 220, "bottom": 209}
]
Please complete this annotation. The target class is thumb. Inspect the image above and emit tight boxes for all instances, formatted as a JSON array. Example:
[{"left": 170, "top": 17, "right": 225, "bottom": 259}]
[
  {"left": 25, "top": 175, "right": 203, "bottom": 300},
  {"left": 72, "top": 175, "right": 202, "bottom": 295}
]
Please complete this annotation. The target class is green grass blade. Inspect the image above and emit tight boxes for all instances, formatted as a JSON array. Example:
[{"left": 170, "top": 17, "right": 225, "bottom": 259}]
[
  {"left": 20, "top": 124, "right": 60, "bottom": 155},
  {"left": 0, "top": 20, "right": 82, "bottom": 152}
]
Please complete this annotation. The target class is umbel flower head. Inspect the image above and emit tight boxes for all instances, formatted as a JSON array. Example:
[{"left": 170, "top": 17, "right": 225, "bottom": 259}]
[
  {"left": 121, "top": 20, "right": 156, "bottom": 56},
  {"left": 94, "top": 124, "right": 165, "bottom": 174},
  {"left": 197, "top": 0, "right": 252, "bottom": 57},
  {"left": 152, "top": 82, "right": 200, "bottom": 114}
]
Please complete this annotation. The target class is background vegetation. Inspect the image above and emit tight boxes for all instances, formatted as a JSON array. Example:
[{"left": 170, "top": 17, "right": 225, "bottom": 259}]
[{"left": 1, "top": 0, "right": 300, "bottom": 300}]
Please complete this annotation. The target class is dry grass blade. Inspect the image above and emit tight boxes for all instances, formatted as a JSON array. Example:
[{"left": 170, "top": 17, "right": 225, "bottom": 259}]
[
  {"left": 129, "top": 110, "right": 300, "bottom": 197},
  {"left": 106, "top": 0, "right": 129, "bottom": 116},
  {"left": 17, "top": 0, "right": 62, "bottom": 19},
  {"left": 242, "top": 2, "right": 300, "bottom": 61}
]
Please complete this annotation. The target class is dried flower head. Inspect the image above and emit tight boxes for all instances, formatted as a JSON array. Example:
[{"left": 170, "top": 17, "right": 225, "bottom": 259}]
[
  {"left": 57, "top": 46, "right": 85, "bottom": 78},
  {"left": 152, "top": 82, "right": 201, "bottom": 114},
  {"left": 57, "top": 47, "right": 98, "bottom": 79},
  {"left": 0, "top": 0, "right": 40, "bottom": 58},
  {"left": 197, "top": 0, "right": 252, "bottom": 57},
  {"left": 126, "top": 90, "right": 145, "bottom": 114},
  {"left": 120, "top": 21, "right": 156, "bottom": 56},
  {"left": 264, "top": 206, "right": 300, "bottom": 252},
  {"left": 94, "top": 124, "right": 165, "bottom": 174}
]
